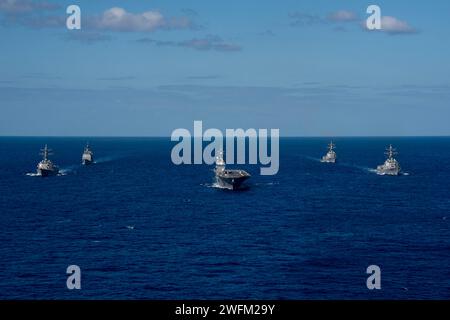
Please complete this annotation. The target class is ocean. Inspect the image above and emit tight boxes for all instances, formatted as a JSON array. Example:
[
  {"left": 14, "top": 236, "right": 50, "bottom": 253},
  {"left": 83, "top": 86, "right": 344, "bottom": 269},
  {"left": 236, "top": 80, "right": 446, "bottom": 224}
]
[{"left": 0, "top": 137, "right": 449, "bottom": 299}]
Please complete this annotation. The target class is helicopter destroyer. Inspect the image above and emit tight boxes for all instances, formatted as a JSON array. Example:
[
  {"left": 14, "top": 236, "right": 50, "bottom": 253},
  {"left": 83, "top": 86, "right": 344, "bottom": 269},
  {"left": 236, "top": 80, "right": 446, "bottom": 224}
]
[
  {"left": 321, "top": 141, "right": 337, "bottom": 163},
  {"left": 376, "top": 145, "right": 401, "bottom": 175},
  {"left": 36, "top": 145, "right": 59, "bottom": 177},
  {"left": 82, "top": 143, "right": 94, "bottom": 165},
  {"left": 214, "top": 151, "right": 251, "bottom": 190}
]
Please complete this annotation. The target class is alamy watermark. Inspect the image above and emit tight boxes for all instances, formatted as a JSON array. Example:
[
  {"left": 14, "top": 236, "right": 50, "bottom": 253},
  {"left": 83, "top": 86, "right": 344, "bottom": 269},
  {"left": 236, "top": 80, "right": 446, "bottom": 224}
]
[
  {"left": 171, "top": 121, "right": 279, "bottom": 175},
  {"left": 66, "top": 265, "right": 81, "bottom": 290},
  {"left": 64, "top": 5, "right": 382, "bottom": 32},
  {"left": 366, "top": 265, "right": 381, "bottom": 290},
  {"left": 66, "top": 5, "right": 81, "bottom": 30},
  {"left": 366, "top": 5, "right": 382, "bottom": 30}
]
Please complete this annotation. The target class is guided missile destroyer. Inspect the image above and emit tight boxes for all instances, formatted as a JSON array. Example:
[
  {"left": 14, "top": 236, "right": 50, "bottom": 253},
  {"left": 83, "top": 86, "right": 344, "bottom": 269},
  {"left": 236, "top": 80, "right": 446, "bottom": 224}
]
[
  {"left": 321, "top": 141, "right": 337, "bottom": 163},
  {"left": 214, "top": 151, "right": 250, "bottom": 190},
  {"left": 82, "top": 143, "right": 94, "bottom": 165},
  {"left": 36, "top": 145, "right": 59, "bottom": 177},
  {"left": 376, "top": 145, "right": 401, "bottom": 176}
]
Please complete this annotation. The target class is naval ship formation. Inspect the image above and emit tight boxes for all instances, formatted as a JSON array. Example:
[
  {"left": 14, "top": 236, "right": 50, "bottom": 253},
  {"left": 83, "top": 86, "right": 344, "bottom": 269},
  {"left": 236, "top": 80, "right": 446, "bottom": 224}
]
[
  {"left": 34, "top": 143, "right": 95, "bottom": 177},
  {"left": 31, "top": 141, "right": 405, "bottom": 185},
  {"left": 318, "top": 141, "right": 402, "bottom": 175}
]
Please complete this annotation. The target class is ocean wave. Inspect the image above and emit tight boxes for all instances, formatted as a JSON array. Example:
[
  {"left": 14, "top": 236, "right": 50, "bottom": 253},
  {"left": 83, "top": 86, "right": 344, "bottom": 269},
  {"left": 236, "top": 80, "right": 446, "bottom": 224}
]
[
  {"left": 26, "top": 170, "right": 68, "bottom": 177},
  {"left": 58, "top": 169, "right": 70, "bottom": 176},
  {"left": 202, "top": 181, "right": 237, "bottom": 190},
  {"left": 26, "top": 172, "right": 41, "bottom": 177},
  {"left": 253, "top": 182, "right": 279, "bottom": 186}
]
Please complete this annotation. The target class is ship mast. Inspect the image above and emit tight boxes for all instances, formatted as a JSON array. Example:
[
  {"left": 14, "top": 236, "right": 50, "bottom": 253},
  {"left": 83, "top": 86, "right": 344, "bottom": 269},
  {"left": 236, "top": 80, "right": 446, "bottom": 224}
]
[
  {"left": 40, "top": 144, "right": 51, "bottom": 160},
  {"left": 215, "top": 150, "right": 225, "bottom": 166},
  {"left": 215, "top": 150, "right": 226, "bottom": 175},
  {"left": 328, "top": 141, "right": 335, "bottom": 152},
  {"left": 385, "top": 144, "right": 397, "bottom": 160}
]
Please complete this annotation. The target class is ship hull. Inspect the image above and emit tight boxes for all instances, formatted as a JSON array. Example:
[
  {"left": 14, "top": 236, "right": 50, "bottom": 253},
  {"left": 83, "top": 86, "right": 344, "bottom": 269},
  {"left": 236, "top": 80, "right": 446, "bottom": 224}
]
[
  {"left": 82, "top": 159, "right": 93, "bottom": 165},
  {"left": 38, "top": 168, "right": 59, "bottom": 177},
  {"left": 216, "top": 175, "right": 249, "bottom": 190},
  {"left": 376, "top": 168, "right": 400, "bottom": 176},
  {"left": 321, "top": 158, "right": 336, "bottom": 163},
  {"left": 376, "top": 165, "right": 400, "bottom": 176}
]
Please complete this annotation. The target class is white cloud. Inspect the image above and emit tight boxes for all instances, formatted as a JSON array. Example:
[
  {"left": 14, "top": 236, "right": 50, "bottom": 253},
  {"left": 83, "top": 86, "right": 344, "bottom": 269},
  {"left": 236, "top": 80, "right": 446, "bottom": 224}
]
[
  {"left": 137, "top": 35, "right": 242, "bottom": 52},
  {"left": 381, "top": 16, "right": 417, "bottom": 34},
  {"left": 91, "top": 7, "right": 194, "bottom": 32}
]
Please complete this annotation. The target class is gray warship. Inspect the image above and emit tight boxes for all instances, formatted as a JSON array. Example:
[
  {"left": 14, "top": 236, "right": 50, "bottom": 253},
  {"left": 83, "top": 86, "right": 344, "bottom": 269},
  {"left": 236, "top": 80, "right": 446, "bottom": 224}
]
[
  {"left": 36, "top": 145, "right": 59, "bottom": 177},
  {"left": 321, "top": 141, "right": 337, "bottom": 163},
  {"left": 214, "top": 151, "right": 251, "bottom": 190},
  {"left": 376, "top": 145, "right": 401, "bottom": 175},
  {"left": 82, "top": 143, "right": 94, "bottom": 165}
]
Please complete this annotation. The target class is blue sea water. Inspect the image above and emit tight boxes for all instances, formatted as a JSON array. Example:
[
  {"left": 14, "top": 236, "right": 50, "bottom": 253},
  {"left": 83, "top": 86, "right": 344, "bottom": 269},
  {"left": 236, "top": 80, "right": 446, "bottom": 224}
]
[{"left": 0, "top": 137, "right": 449, "bottom": 299}]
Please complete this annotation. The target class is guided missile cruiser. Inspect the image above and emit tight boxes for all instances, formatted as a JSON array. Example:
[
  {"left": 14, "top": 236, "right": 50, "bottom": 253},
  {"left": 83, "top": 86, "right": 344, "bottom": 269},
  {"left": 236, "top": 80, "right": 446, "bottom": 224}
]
[{"left": 82, "top": 143, "right": 94, "bottom": 165}]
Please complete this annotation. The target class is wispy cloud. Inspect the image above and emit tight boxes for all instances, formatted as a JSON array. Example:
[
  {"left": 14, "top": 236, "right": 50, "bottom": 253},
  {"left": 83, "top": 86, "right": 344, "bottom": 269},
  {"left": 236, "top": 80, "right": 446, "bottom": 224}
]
[
  {"left": 1, "top": 4, "right": 200, "bottom": 33},
  {"left": 97, "top": 76, "right": 136, "bottom": 81},
  {"left": 89, "top": 7, "right": 197, "bottom": 32},
  {"left": 64, "top": 31, "right": 112, "bottom": 45},
  {"left": 289, "top": 9, "right": 418, "bottom": 36},
  {"left": 0, "top": 0, "right": 59, "bottom": 14},
  {"left": 21, "top": 72, "right": 61, "bottom": 79},
  {"left": 289, "top": 12, "right": 325, "bottom": 27},
  {"left": 258, "top": 29, "right": 275, "bottom": 37},
  {"left": 333, "top": 26, "right": 348, "bottom": 32},
  {"left": 181, "top": 8, "right": 199, "bottom": 17},
  {"left": 137, "top": 35, "right": 242, "bottom": 52},
  {"left": 0, "top": 80, "right": 15, "bottom": 84},
  {"left": 327, "top": 10, "right": 358, "bottom": 22},
  {"left": 0, "top": 0, "right": 63, "bottom": 28},
  {"left": 186, "top": 74, "right": 222, "bottom": 80}
]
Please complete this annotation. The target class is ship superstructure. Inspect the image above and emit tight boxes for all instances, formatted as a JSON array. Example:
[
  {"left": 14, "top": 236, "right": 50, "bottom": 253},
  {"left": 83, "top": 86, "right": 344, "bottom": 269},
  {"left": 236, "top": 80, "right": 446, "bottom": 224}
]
[
  {"left": 321, "top": 141, "right": 337, "bottom": 163},
  {"left": 36, "top": 145, "right": 59, "bottom": 177},
  {"left": 376, "top": 145, "right": 401, "bottom": 176},
  {"left": 82, "top": 143, "right": 94, "bottom": 165},
  {"left": 214, "top": 151, "right": 250, "bottom": 190}
]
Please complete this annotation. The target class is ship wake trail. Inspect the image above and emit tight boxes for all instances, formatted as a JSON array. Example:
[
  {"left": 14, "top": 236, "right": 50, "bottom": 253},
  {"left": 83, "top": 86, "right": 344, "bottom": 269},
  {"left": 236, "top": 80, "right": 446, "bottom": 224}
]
[
  {"left": 366, "top": 167, "right": 379, "bottom": 174},
  {"left": 303, "top": 150, "right": 371, "bottom": 174},
  {"left": 95, "top": 156, "right": 118, "bottom": 164},
  {"left": 59, "top": 166, "right": 77, "bottom": 175},
  {"left": 26, "top": 171, "right": 67, "bottom": 177},
  {"left": 305, "top": 156, "right": 322, "bottom": 163},
  {"left": 26, "top": 172, "right": 41, "bottom": 177},
  {"left": 202, "top": 181, "right": 230, "bottom": 189},
  {"left": 371, "top": 168, "right": 410, "bottom": 176},
  {"left": 254, "top": 182, "right": 279, "bottom": 186},
  {"left": 202, "top": 179, "right": 245, "bottom": 190},
  {"left": 336, "top": 161, "right": 377, "bottom": 174}
]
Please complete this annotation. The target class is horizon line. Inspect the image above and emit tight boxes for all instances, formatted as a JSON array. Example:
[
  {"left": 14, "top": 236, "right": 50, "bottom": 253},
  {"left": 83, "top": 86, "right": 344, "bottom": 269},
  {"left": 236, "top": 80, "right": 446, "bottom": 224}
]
[{"left": 1, "top": 135, "right": 449, "bottom": 138}]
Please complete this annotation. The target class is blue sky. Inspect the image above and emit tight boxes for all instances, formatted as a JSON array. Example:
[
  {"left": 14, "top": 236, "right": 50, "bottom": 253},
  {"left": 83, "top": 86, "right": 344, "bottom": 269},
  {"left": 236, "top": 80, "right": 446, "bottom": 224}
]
[{"left": 1, "top": 0, "right": 450, "bottom": 136}]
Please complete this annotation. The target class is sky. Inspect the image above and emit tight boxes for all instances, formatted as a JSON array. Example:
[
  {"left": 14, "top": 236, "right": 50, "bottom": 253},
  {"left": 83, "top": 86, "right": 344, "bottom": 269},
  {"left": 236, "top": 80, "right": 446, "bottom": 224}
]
[{"left": 0, "top": 0, "right": 450, "bottom": 136}]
